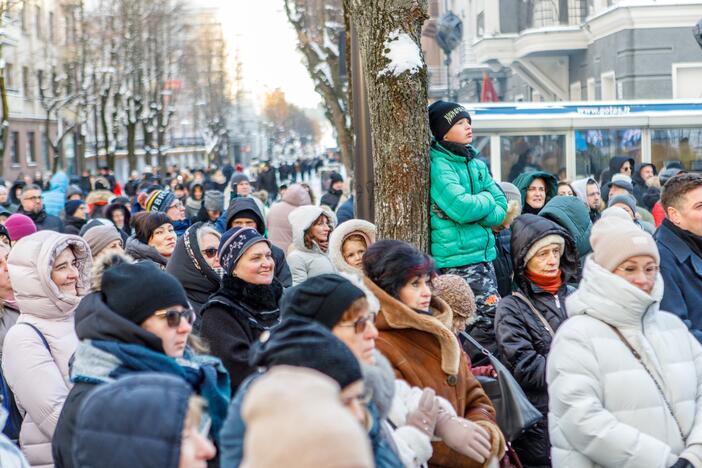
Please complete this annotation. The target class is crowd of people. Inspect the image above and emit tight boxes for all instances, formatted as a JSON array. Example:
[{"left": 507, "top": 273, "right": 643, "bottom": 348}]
[{"left": 0, "top": 100, "right": 699, "bottom": 468}]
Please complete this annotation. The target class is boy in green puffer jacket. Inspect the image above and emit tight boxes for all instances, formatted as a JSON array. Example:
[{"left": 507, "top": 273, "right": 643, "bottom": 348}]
[{"left": 428, "top": 100, "right": 507, "bottom": 359}]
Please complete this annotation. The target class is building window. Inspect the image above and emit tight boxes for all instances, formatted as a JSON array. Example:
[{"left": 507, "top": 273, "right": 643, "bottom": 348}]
[
  {"left": 49, "top": 11, "right": 54, "bottom": 42},
  {"left": 35, "top": 5, "right": 41, "bottom": 38},
  {"left": 476, "top": 12, "right": 485, "bottom": 37},
  {"left": 37, "top": 69, "right": 43, "bottom": 94},
  {"left": 5, "top": 63, "right": 14, "bottom": 89},
  {"left": 10, "top": 131, "right": 19, "bottom": 164},
  {"left": 575, "top": 129, "right": 642, "bottom": 179},
  {"left": 570, "top": 81, "right": 582, "bottom": 101},
  {"left": 26, "top": 131, "right": 35, "bottom": 164},
  {"left": 601, "top": 71, "right": 616, "bottom": 100},
  {"left": 501, "top": 134, "right": 566, "bottom": 182},
  {"left": 22, "top": 66, "right": 30, "bottom": 97},
  {"left": 473, "top": 135, "right": 491, "bottom": 170},
  {"left": 587, "top": 77, "right": 596, "bottom": 100},
  {"left": 672, "top": 63, "right": 702, "bottom": 99},
  {"left": 652, "top": 128, "right": 702, "bottom": 172},
  {"left": 20, "top": 1, "right": 27, "bottom": 32}
]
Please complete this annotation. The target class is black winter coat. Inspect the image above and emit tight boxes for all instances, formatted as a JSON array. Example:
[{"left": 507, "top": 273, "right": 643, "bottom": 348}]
[
  {"left": 63, "top": 216, "right": 86, "bottom": 235},
  {"left": 494, "top": 214, "right": 578, "bottom": 467},
  {"left": 200, "top": 276, "right": 282, "bottom": 393},
  {"left": 320, "top": 189, "right": 342, "bottom": 211},
  {"left": 492, "top": 228, "right": 513, "bottom": 297},
  {"left": 18, "top": 207, "right": 64, "bottom": 232},
  {"left": 53, "top": 292, "right": 166, "bottom": 468}
]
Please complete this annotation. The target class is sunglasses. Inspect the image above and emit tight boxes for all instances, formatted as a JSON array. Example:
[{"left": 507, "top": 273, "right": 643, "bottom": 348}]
[
  {"left": 337, "top": 312, "right": 377, "bottom": 334},
  {"left": 201, "top": 248, "right": 218, "bottom": 259},
  {"left": 154, "top": 309, "right": 195, "bottom": 328}
]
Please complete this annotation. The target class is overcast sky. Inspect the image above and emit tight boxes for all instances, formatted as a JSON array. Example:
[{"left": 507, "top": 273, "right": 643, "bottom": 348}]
[{"left": 211, "top": 0, "right": 322, "bottom": 109}]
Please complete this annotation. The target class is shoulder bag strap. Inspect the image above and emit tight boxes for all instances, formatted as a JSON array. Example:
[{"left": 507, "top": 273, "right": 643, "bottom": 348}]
[
  {"left": 459, "top": 330, "right": 492, "bottom": 357},
  {"left": 512, "top": 291, "right": 555, "bottom": 337},
  {"left": 19, "top": 322, "right": 52, "bottom": 354},
  {"left": 602, "top": 320, "right": 686, "bottom": 441}
]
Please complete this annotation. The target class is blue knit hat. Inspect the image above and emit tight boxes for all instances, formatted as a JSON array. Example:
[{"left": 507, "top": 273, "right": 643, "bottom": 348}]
[
  {"left": 65, "top": 200, "right": 85, "bottom": 217},
  {"left": 219, "top": 227, "right": 271, "bottom": 275}
]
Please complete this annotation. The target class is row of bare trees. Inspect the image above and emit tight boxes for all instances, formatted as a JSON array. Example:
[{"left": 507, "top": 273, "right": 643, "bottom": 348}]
[{"left": 0, "top": 0, "right": 232, "bottom": 175}]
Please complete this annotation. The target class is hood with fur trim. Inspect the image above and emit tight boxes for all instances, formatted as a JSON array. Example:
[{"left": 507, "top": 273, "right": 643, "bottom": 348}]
[
  {"left": 90, "top": 251, "right": 134, "bottom": 292},
  {"left": 281, "top": 184, "right": 312, "bottom": 207},
  {"left": 328, "top": 219, "right": 377, "bottom": 274},
  {"left": 288, "top": 205, "right": 337, "bottom": 253},
  {"left": 364, "top": 277, "right": 459, "bottom": 376}
]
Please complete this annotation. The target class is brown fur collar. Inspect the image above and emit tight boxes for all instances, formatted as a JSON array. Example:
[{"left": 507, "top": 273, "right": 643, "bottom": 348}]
[{"left": 364, "top": 277, "right": 460, "bottom": 376}]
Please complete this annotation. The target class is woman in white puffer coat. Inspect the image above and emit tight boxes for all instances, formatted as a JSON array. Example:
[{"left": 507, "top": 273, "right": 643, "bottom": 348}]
[
  {"left": 286, "top": 205, "right": 337, "bottom": 285},
  {"left": 547, "top": 216, "right": 702, "bottom": 468},
  {"left": 1, "top": 231, "right": 92, "bottom": 468}
]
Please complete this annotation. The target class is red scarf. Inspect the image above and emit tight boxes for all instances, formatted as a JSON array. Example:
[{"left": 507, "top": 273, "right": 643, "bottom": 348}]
[{"left": 526, "top": 269, "right": 563, "bottom": 295}]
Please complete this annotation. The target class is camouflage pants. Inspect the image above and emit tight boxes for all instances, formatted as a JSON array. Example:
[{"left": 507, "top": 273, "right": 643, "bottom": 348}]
[{"left": 440, "top": 262, "right": 501, "bottom": 364}]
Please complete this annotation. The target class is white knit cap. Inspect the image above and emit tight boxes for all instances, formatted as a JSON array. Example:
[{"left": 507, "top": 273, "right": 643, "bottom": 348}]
[
  {"left": 524, "top": 234, "right": 565, "bottom": 266},
  {"left": 591, "top": 216, "right": 659, "bottom": 271}
]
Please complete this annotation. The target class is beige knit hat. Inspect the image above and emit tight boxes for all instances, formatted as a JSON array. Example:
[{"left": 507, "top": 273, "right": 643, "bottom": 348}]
[
  {"left": 591, "top": 216, "right": 659, "bottom": 272},
  {"left": 82, "top": 225, "right": 123, "bottom": 258},
  {"left": 524, "top": 234, "right": 565, "bottom": 266},
  {"left": 241, "top": 366, "right": 374, "bottom": 468}
]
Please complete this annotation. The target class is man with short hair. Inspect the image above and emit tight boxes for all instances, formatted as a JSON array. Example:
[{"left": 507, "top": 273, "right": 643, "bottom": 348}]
[
  {"left": 656, "top": 173, "right": 702, "bottom": 342},
  {"left": 0, "top": 185, "right": 17, "bottom": 213},
  {"left": 17, "top": 184, "right": 64, "bottom": 232},
  {"left": 573, "top": 178, "right": 602, "bottom": 223}
]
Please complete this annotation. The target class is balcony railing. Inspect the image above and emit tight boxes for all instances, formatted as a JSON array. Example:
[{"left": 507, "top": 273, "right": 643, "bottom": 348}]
[{"left": 521, "top": 0, "right": 589, "bottom": 30}]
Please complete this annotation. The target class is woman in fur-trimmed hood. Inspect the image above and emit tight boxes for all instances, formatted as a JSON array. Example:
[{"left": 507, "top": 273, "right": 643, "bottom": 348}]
[
  {"left": 363, "top": 240, "right": 505, "bottom": 468},
  {"left": 328, "top": 218, "right": 377, "bottom": 275}
]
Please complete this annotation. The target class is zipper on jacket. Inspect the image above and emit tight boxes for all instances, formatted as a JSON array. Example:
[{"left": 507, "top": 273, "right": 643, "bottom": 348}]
[{"left": 554, "top": 294, "right": 561, "bottom": 310}]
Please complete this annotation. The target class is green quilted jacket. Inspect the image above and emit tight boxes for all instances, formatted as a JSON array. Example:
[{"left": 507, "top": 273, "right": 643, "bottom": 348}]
[{"left": 430, "top": 141, "right": 507, "bottom": 268}]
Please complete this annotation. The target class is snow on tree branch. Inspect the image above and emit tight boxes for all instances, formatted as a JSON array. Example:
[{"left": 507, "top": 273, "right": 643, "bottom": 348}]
[{"left": 378, "top": 29, "right": 423, "bottom": 78}]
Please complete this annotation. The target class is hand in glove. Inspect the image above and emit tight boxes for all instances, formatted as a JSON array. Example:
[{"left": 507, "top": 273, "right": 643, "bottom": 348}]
[
  {"left": 670, "top": 458, "right": 694, "bottom": 468},
  {"left": 435, "top": 413, "right": 492, "bottom": 464},
  {"left": 405, "top": 388, "right": 439, "bottom": 437}
]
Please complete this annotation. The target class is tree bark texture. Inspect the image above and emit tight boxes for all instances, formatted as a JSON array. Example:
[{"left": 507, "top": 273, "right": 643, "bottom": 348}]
[{"left": 345, "top": 0, "right": 430, "bottom": 252}]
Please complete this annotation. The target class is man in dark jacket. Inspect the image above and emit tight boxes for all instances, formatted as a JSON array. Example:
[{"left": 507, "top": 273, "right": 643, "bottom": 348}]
[
  {"left": 256, "top": 162, "right": 278, "bottom": 202},
  {"left": 223, "top": 197, "right": 292, "bottom": 287},
  {"left": 494, "top": 214, "right": 578, "bottom": 466},
  {"left": 632, "top": 162, "right": 657, "bottom": 207},
  {"left": 599, "top": 155, "right": 634, "bottom": 188},
  {"left": 17, "top": 184, "right": 64, "bottom": 232},
  {"left": 320, "top": 172, "right": 344, "bottom": 211},
  {"left": 656, "top": 173, "right": 702, "bottom": 342}
]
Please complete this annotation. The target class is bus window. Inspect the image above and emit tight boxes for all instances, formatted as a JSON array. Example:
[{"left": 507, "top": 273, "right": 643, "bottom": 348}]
[
  {"left": 652, "top": 128, "right": 702, "bottom": 172},
  {"left": 575, "top": 129, "right": 641, "bottom": 182},
  {"left": 472, "top": 135, "right": 491, "bottom": 170},
  {"left": 501, "top": 135, "right": 565, "bottom": 182}
]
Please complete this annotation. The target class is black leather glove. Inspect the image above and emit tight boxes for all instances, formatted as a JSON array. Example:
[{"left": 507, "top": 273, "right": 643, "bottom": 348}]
[{"left": 670, "top": 458, "right": 694, "bottom": 468}]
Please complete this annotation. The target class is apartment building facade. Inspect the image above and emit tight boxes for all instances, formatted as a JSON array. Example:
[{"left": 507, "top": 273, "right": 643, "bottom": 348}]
[{"left": 433, "top": 0, "right": 702, "bottom": 102}]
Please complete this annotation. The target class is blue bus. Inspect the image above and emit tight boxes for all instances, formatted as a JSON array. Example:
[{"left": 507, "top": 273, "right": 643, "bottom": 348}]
[{"left": 463, "top": 100, "right": 702, "bottom": 183}]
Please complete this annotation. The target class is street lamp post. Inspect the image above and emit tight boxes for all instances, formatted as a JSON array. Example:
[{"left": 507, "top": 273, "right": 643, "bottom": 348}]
[{"left": 436, "top": 12, "right": 463, "bottom": 102}]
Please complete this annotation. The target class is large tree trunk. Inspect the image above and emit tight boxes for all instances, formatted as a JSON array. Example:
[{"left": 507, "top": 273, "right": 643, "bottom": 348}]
[{"left": 344, "top": 0, "right": 430, "bottom": 252}]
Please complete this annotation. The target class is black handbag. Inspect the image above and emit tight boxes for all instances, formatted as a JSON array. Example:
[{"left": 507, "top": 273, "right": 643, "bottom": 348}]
[{"left": 460, "top": 331, "right": 543, "bottom": 441}]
